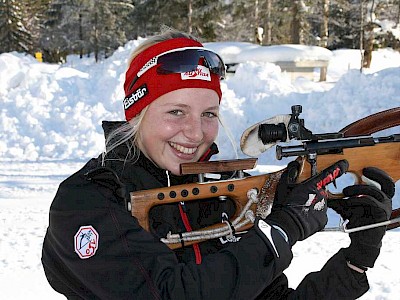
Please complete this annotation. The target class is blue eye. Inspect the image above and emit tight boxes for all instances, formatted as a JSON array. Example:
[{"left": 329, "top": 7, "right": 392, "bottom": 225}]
[
  {"left": 169, "top": 110, "right": 183, "bottom": 115},
  {"left": 203, "top": 112, "right": 218, "bottom": 118}
]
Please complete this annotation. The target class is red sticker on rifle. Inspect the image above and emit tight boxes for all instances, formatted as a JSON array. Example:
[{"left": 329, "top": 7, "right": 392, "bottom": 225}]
[{"left": 74, "top": 225, "right": 99, "bottom": 259}]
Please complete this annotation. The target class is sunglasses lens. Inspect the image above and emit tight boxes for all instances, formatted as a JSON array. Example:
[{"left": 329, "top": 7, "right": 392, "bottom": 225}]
[
  {"left": 157, "top": 49, "right": 225, "bottom": 79},
  {"left": 202, "top": 51, "right": 225, "bottom": 77},
  {"left": 157, "top": 51, "right": 199, "bottom": 74}
]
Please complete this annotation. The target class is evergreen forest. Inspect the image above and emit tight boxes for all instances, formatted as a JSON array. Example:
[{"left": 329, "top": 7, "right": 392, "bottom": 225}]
[{"left": 1, "top": 0, "right": 399, "bottom": 63}]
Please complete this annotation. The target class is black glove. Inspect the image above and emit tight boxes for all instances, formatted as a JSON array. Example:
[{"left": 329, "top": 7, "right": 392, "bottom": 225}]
[
  {"left": 266, "top": 159, "right": 349, "bottom": 246},
  {"left": 328, "top": 167, "right": 394, "bottom": 270}
]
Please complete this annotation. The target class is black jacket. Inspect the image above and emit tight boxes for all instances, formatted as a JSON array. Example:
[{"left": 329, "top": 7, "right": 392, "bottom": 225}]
[{"left": 41, "top": 121, "right": 369, "bottom": 300}]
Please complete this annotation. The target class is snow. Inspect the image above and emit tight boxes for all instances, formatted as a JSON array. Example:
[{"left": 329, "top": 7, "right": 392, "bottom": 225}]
[
  {"left": 204, "top": 41, "right": 260, "bottom": 64},
  {"left": 239, "top": 43, "right": 332, "bottom": 63},
  {"left": 376, "top": 19, "right": 400, "bottom": 40},
  {"left": 0, "top": 39, "right": 399, "bottom": 299}
]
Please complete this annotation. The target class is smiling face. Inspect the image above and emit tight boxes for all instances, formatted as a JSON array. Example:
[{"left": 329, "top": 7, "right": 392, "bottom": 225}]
[{"left": 136, "top": 88, "right": 220, "bottom": 175}]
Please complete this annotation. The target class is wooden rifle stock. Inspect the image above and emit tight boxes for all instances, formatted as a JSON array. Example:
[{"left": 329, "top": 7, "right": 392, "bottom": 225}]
[
  {"left": 299, "top": 143, "right": 400, "bottom": 184},
  {"left": 129, "top": 158, "right": 267, "bottom": 230},
  {"left": 131, "top": 172, "right": 272, "bottom": 233}
]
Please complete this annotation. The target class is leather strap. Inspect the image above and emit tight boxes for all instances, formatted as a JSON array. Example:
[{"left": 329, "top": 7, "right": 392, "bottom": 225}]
[{"left": 340, "top": 107, "right": 400, "bottom": 136}]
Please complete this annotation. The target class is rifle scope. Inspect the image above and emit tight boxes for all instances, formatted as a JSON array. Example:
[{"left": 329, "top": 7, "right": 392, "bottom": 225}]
[{"left": 258, "top": 123, "right": 287, "bottom": 144}]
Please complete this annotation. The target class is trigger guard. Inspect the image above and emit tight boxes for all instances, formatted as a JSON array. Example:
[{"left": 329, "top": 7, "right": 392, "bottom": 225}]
[
  {"left": 287, "top": 161, "right": 300, "bottom": 185},
  {"left": 326, "top": 172, "right": 359, "bottom": 198}
]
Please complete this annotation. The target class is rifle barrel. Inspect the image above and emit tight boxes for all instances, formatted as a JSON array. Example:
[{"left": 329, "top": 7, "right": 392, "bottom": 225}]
[{"left": 276, "top": 135, "right": 399, "bottom": 160}]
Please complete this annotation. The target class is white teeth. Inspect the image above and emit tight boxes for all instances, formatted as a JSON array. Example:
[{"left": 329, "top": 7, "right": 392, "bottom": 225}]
[{"left": 169, "top": 142, "right": 197, "bottom": 154}]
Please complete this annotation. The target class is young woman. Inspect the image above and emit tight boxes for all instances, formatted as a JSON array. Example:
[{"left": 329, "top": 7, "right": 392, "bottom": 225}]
[{"left": 42, "top": 30, "right": 393, "bottom": 299}]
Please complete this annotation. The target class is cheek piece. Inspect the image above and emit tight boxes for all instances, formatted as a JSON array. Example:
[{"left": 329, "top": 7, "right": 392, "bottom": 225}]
[{"left": 123, "top": 38, "right": 223, "bottom": 121}]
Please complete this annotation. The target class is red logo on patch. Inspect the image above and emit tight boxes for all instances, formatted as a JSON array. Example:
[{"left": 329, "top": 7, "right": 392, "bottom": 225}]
[{"left": 74, "top": 225, "right": 99, "bottom": 259}]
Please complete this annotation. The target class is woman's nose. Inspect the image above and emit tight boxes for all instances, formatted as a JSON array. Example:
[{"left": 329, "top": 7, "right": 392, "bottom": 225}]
[{"left": 184, "top": 116, "right": 203, "bottom": 142}]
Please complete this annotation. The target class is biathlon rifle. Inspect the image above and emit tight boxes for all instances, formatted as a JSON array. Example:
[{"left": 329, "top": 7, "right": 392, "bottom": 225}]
[{"left": 128, "top": 106, "right": 400, "bottom": 249}]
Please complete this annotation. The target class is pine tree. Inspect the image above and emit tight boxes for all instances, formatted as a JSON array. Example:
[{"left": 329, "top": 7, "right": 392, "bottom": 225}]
[
  {"left": 220, "top": 0, "right": 263, "bottom": 42},
  {"left": 85, "top": 0, "right": 134, "bottom": 61},
  {"left": 41, "top": 0, "right": 77, "bottom": 62},
  {"left": 130, "top": 0, "right": 223, "bottom": 41},
  {"left": 221, "top": 0, "right": 315, "bottom": 45},
  {"left": 25, "top": 0, "right": 51, "bottom": 52},
  {"left": 189, "top": 0, "right": 224, "bottom": 41},
  {"left": 0, "top": 0, "right": 32, "bottom": 53},
  {"left": 41, "top": 0, "right": 134, "bottom": 62},
  {"left": 130, "top": 0, "right": 184, "bottom": 37},
  {"left": 370, "top": 0, "right": 400, "bottom": 49},
  {"left": 291, "top": 0, "right": 309, "bottom": 44}
]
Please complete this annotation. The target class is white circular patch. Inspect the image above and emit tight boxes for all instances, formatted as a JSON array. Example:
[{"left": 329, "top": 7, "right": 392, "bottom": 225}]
[{"left": 74, "top": 225, "right": 99, "bottom": 259}]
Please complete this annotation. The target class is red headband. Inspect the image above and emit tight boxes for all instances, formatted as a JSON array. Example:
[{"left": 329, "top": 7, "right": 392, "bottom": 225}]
[{"left": 123, "top": 38, "right": 222, "bottom": 121}]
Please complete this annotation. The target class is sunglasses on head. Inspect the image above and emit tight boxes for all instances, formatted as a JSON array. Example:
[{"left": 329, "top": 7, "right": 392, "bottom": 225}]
[{"left": 128, "top": 47, "right": 226, "bottom": 91}]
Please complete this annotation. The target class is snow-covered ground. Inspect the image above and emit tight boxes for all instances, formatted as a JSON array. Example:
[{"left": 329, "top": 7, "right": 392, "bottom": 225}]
[{"left": 0, "top": 39, "right": 399, "bottom": 299}]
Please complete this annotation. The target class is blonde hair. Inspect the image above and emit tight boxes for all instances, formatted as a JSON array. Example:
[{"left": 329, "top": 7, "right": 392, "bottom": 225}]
[
  {"left": 128, "top": 30, "right": 200, "bottom": 65},
  {"left": 102, "top": 30, "right": 201, "bottom": 166}
]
